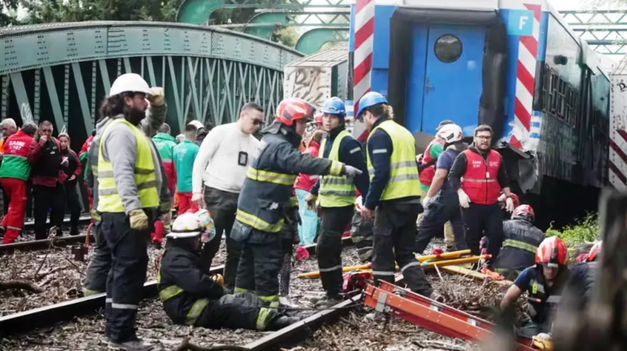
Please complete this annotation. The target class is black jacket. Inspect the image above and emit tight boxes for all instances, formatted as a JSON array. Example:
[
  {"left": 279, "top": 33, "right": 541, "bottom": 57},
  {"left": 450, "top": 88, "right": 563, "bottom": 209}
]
[
  {"left": 236, "top": 122, "right": 344, "bottom": 233},
  {"left": 158, "top": 240, "right": 225, "bottom": 325}
]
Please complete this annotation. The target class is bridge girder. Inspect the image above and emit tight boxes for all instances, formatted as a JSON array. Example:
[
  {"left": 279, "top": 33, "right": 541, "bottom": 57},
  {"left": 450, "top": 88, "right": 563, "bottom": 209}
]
[
  {"left": 0, "top": 21, "right": 302, "bottom": 147},
  {"left": 562, "top": 10, "right": 627, "bottom": 56}
]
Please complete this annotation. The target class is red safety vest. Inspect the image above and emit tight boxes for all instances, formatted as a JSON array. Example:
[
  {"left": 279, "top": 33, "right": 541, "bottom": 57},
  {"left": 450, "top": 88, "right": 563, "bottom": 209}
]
[
  {"left": 418, "top": 138, "right": 440, "bottom": 187},
  {"left": 461, "top": 149, "right": 501, "bottom": 205}
]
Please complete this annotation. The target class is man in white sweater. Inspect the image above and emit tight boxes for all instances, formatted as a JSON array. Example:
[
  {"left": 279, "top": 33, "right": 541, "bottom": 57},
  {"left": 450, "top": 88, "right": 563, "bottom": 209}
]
[{"left": 191, "top": 103, "right": 263, "bottom": 291}]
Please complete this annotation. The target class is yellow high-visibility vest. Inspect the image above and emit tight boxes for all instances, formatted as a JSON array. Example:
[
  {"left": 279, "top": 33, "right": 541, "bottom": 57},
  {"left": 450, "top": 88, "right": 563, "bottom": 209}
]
[
  {"left": 319, "top": 129, "right": 357, "bottom": 207},
  {"left": 366, "top": 120, "right": 420, "bottom": 200},
  {"left": 97, "top": 118, "right": 159, "bottom": 213}
]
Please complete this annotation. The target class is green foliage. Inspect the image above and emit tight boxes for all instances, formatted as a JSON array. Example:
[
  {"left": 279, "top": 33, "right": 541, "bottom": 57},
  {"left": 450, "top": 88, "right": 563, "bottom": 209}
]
[
  {"left": 272, "top": 27, "right": 299, "bottom": 47},
  {"left": 545, "top": 212, "right": 599, "bottom": 248},
  {"left": 0, "top": 0, "right": 19, "bottom": 26}
]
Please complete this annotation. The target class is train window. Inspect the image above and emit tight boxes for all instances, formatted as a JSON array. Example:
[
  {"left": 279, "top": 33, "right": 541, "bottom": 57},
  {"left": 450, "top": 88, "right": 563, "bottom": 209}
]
[
  {"left": 434, "top": 34, "right": 462, "bottom": 63},
  {"left": 542, "top": 64, "right": 578, "bottom": 126}
]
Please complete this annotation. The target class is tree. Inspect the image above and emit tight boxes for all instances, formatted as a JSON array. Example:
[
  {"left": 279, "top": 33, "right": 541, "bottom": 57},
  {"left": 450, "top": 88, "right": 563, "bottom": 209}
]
[
  {"left": 272, "top": 27, "right": 299, "bottom": 47},
  {"left": 0, "top": 0, "right": 19, "bottom": 26}
]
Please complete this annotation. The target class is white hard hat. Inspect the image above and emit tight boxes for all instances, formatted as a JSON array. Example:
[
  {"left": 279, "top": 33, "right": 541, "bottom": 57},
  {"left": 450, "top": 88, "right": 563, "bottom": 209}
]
[
  {"left": 109, "top": 73, "right": 151, "bottom": 97},
  {"left": 166, "top": 212, "right": 203, "bottom": 239},
  {"left": 188, "top": 120, "right": 205, "bottom": 130},
  {"left": 437, "top": 124, "right": 463, "bottom": 144}
]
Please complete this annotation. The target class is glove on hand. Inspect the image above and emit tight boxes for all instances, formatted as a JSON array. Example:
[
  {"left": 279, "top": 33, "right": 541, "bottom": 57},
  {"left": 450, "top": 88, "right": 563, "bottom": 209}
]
[
  {"left": 505, "top": 197, "right": 515, "bottom": 213},
  {"left": 305, "top": 194, "right": 318, "bottom": 210},
  {"left": 421, "top": 196, "right": 432, "bottom": 208},
  {"left": 457, "top": 189, "right": 471, "bottom": 209},
  {"left": 147, "top": 87, "right": 165, "bottom": 107},
  {"left": 129, "top": 209, "right": 149, "bottom": 230},
  {"left": 342, "top": 164, "right": 363, "bottom": 177}
]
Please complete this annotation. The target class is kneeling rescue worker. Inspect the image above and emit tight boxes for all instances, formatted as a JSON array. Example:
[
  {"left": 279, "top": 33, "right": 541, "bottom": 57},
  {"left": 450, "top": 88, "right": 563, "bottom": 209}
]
[
  {"left": 305, "top": 97, "right": 369, "bottom": 307},
  {"left": 563, "top": 240, "right": 601, "bottom": 309},
  {"left": 231, "top": 97, "right": 363, "bottom": 308},
  {"left": 492, "top": 205, "right": 545, "bottom": 281},
  {"left": 158, "top": 211, "right": 300, "bottom": 331},
  {"left": 356, "top": 92, "right": 438, "bottom": 300},
  {"left": 500, "top": 236, "right": 571, "bottom": 339}
]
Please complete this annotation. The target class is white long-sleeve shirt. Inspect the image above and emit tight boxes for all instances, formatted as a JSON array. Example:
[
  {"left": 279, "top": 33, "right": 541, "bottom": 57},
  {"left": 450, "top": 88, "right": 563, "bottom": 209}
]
[{"left": 192, "top": 122, "right": 260, "bottom": 194}]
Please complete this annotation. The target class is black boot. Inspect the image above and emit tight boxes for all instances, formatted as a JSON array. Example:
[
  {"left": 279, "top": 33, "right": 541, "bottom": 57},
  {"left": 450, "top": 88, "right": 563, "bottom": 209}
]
[
  {"left": 70, "top": 226, "right": 79, "bottom": 236},
  {"left": 266, "top": 315, "right": 301, "bottom": 331}
]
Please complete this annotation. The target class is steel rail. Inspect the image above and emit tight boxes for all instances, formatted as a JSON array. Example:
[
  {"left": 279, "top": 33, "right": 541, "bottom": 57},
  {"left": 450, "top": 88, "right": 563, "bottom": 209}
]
[
  {"left": 0, "top": 216, "right": 93, "bottom": 253},
  {"left": 0, "top": 236, "right": 356, "bottom": 328}
]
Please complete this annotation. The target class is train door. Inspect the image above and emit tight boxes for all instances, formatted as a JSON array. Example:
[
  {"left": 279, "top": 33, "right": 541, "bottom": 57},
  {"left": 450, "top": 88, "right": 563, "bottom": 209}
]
[{"left": 407, "top": 24, "right": 486, "bottom": 136}]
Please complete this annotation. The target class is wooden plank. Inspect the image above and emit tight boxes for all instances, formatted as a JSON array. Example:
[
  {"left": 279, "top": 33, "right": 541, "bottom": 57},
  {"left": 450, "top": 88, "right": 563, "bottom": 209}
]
[{"left": 441, "top": 266, "right": 513, "bottom": 286}]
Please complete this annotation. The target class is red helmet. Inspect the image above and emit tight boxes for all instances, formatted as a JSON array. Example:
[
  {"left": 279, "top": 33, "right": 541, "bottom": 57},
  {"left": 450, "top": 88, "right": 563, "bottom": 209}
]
[
  {"left": 512, "top": 204, "right": 534, "bottom": 222},
  {"left": 587, "top": 241, "right": 602, "bottom": 262},
  {"left": 536, "top": 236, "right": 568, "bottom": 267},
  {"left": 314, "top": 113, "right": 323, "bottom": 124},
  {"left": 275, "top": 98, "right": 315, "bottom": 126}
]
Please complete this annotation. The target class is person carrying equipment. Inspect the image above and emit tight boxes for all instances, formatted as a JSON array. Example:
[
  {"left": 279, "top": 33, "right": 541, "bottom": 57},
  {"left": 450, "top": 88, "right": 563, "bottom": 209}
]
[
  {"left": 356, "top": 92, "right": 437, "bottom": 300},
  {"left": 415, "top": 123, "right": 468, "bottom": 254},
  {"left": 305, "top": 97, "right": 370, "bottom": 307},
  {"left": 158, "top": 211, "right": 300, "bottom": 331},
  {"left": 230, "top": 97, "right": 362, "bottom": 308},
  {"left": 500, "top": 236, "right": 571, "bottom": 339},
  {"left": 448, "top": 125, "right": 516, "bottom": 263},
  {"left": 492, "top": 205, "right": 545, "bottom": 281}
]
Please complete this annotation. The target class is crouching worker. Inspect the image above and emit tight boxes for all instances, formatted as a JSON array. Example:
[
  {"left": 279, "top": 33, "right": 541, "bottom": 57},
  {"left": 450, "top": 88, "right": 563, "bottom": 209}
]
[
  {"left": 500, "top": 237, "right": 570, "bottom": 339},
  {"left": 158, "top": 211, "right": 300, "bottom": 331}
]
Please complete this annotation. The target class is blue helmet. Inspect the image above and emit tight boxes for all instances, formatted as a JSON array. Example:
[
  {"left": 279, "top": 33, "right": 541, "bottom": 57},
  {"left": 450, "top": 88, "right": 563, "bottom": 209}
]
[
  {"left": 322, "top": 97, "right": 346, "bottom": 115},
  {"left": 356, "top": 92, "right": 387, "bottom": 118}
]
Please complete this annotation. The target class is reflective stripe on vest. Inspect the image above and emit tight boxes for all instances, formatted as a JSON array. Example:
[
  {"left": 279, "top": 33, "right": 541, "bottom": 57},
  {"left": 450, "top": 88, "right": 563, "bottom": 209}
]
[
  {"left": 319, "top": 130, "right": 357, "bottom": 207},
  {"left": 235, "top": 208, "right": 284, "bottom": 233},
  {"left": 256, "top": 307, "right": 273, "bottom": 330},
  {"left": 460, "top": 149, "right": 501, "bottom": 205},
  {"left": 503, "top": 239, "right": 538, "bottom": 254},
  {"left": 366, "top": 120, "right": 421, "bottom": 200},
  {"left": 97, "top": 119, "right": 159, "bottom": 213},
  {"left": 246, "top": 167, "right": 296, "bottom": 186},
  {"left": 158, "top": 280, "right": 209, "bottom": 326}
]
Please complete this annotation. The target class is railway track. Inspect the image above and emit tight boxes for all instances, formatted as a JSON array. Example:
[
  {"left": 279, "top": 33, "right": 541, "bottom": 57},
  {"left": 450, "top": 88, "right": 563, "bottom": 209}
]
[
  {"left": 0, "top": 237, "right": 363, "bottom": 350},
  {"left": 0, "top": 215, "right": 92, "bottom": 253}
]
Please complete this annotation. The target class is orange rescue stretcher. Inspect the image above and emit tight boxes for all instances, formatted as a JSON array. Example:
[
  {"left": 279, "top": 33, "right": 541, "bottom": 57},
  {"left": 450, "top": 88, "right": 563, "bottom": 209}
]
[{"left": 362, "top": 280, "right": 541, "bottom": 350}]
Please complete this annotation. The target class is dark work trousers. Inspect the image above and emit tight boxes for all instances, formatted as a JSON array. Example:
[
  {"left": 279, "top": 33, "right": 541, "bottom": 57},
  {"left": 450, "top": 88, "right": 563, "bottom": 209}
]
[
  {"left": 461, "top": 203, "right": 504, "bottom": 263},
  {"left": 194, "top": 293, "right": 281, "bottom": 330},
  {"left": 373, "top": 201, "right": 433, "bottom": 298},
  {"left": 317, "top": 205, "right": 354, "bottom": 297},
  {"left": 415, "top": 189, "right": 467, "bottom": 254},
  {"left": 83, "top": 220, "right": 111, "bottom": 295},
  {"left": 101, "top": 211, "right": 152, "bottom": 343},
  {"left": 279, "top": 220, "right": 296, "bottom": 297},
  {"left": 33, "top": 184, "right": 65, "bottom": 240},
  {"left": 63, "top": 181, "right": 83, "bottom": 235},
  {"left": 201, "top": 186, "right": 241, "bottom": 290},
  {"left": 235, "top": 228, "right": 283, "bottom": 307}
]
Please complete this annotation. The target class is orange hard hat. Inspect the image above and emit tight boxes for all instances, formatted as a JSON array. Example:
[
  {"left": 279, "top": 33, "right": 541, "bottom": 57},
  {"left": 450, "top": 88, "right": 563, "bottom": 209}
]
[
  {"left": 275, "top": 98, "right": 315, "bottom": 126},
  {"left": 536, "top": 236, "right": 568, "bottom": 267}
]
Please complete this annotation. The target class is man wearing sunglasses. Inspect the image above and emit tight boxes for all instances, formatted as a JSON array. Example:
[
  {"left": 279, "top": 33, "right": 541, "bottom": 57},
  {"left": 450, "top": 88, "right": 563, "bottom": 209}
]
[{"left": 191, "top": 102, "right": 263, "bottom": 292}]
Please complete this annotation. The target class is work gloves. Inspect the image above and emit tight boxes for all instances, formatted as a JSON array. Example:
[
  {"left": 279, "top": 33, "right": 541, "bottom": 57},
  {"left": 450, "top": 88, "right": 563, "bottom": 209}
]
[
  {"left": 305, "top": 194, "right": 318, "bottom": 210},
  {"left": 129, "top": 209, "right": 149, "bottom": 230},
  {"left": 457, "top": 189, "right": 471, "bottom": 209},
  {"left": 505, "top": 197, "right": 515, "bottom": 213},
  {"left": 146, "top": 87, "right": 165, "bottom": 107},
  {"left": 421, "top": 196, "right": 433, "bottom": 209},
  {"left": 341, "top": 164, "right": 363, "bottom": 177}
]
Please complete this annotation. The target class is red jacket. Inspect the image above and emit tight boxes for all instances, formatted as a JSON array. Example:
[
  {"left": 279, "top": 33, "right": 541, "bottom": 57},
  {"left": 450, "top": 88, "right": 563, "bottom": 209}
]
[
  {"left": 294, "top": 140, "right": 321, "bottom": 192},
  {"left": 418, "top": 138, "right": 442, "bottom": 187},
  {"left": 79, "top": 135, "right": 94, "bottom": 158},
  {"left": 30, "top": 137, "right": 64, "bottom": 187},
  {"left": 460, "top": 149, "right": 501, "bottom": 205}
]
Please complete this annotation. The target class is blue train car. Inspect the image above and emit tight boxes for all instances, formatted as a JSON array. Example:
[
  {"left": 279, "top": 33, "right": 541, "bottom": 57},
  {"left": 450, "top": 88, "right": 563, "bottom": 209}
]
[{"left": 347, "top": 0, "right": 610, "bottom": 228}]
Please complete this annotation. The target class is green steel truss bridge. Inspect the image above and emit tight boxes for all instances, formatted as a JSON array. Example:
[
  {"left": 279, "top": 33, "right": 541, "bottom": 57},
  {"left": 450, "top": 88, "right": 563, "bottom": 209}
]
[{"left": 0, "top": 21, "right": 302, "bottom": 149}]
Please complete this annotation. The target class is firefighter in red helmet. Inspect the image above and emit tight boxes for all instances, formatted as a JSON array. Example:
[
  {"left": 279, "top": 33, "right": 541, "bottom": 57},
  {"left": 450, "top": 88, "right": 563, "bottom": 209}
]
[
  {"left": 492, "top": 204, "right": 545, "bottom": 280},
  {"left": 229, "top": 97, "right": 362, "bottom": 308},
  {"left": 500, "top": 236, "right": 571, "bottom": 339}
]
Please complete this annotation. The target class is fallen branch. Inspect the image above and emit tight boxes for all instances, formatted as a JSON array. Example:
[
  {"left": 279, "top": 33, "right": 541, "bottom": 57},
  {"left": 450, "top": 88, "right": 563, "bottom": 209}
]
[
  {"left": 174, "top": 337, "right": 250, "bottom": 351},
  {"left": 0, "top": 280, "right": 43, "bottom": 293},
  {"left": 412, "top": 340, "right": 467, "bottom": 351},
  {"left": 35, "top": 265, "right": 71, "bottom": 281}
]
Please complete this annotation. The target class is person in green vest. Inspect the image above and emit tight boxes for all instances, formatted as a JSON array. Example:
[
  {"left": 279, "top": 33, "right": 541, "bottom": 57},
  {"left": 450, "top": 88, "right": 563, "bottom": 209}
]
[
  {"left": 97, "top": 73, "right": 167, "bottom": 351},
  {"left": 305, "top": 97, "right": 369, "bottom": 307},
  {"left": 357, "top": 92, "right": 441, "bottom": 301}
]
